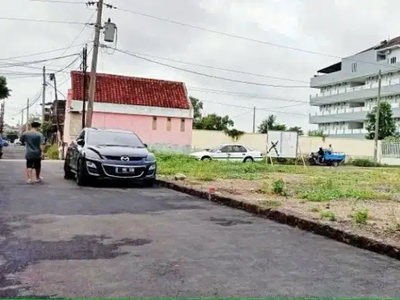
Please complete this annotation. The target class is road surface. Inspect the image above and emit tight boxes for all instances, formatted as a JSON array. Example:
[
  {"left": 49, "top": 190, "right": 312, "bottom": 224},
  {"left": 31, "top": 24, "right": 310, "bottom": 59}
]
[{"left": 1, "top": 147, "right": 400, "bottom": 297}]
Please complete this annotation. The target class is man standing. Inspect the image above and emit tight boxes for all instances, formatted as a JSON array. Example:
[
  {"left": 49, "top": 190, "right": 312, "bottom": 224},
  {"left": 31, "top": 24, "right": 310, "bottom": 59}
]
[{"left": 20, "top": 121, "right": 45, "bottom": 183}]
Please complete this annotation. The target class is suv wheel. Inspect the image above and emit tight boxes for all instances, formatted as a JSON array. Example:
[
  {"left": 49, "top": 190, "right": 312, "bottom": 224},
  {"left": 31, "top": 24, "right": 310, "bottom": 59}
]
[
  {"left": 76, "top": 159, "right": 90, "bottom": 186},
  {"left": 64, "top": 161, "right": 74, "bottom": 179}
]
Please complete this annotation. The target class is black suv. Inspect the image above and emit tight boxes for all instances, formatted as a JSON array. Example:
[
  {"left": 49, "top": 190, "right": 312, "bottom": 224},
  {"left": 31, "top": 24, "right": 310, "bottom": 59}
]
[{"left": 64, "top": 128, "right": 157, "bottom": 186}]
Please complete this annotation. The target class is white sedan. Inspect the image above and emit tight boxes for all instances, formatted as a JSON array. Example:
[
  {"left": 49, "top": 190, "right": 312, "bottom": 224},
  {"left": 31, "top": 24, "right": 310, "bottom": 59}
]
[{"left": 190, "top": 144, "right": 264, "bottom": 163}]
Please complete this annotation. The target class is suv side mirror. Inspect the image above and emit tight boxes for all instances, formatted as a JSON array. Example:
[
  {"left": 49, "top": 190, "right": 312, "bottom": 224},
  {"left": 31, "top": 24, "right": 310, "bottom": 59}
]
[
  {"left": 144, "top": 143, "right": 148, "bottom": 148},
  {"left": 76, "top": 139, "right": 84, "bottom": 146}
]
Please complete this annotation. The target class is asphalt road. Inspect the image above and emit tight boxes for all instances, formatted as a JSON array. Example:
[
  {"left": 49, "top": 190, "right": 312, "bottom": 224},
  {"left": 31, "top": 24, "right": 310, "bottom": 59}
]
[{"left": 1, "top": 147, "right": 400, "bottom": 297}]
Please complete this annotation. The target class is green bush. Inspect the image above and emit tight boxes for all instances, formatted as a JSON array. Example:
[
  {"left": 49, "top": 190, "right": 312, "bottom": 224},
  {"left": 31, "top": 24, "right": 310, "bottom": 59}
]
[
  {"left": 272, "top": 179, "right": 286, "bottom": 196},
  {"left": 351, "top": 158, "right": 381, "bottom": 168},
  {"left": 45, "top": 144, "right": 59, "bottom": 160}
]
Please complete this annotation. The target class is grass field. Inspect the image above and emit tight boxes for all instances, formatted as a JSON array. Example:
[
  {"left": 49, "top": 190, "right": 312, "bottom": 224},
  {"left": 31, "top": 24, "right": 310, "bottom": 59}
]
[{"left": 157, "top": 152, "right": 400, "bottom": 245}]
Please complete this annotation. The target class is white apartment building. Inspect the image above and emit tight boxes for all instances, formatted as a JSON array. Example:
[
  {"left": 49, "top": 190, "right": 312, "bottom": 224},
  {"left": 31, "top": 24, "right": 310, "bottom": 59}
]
[{"left": 309, "top": 37, "right": 400, "bottom": 138}]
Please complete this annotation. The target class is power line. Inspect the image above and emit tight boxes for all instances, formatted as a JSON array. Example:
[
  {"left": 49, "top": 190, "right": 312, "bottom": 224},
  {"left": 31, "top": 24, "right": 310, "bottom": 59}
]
[
  {"left": 0, "top": 16, "right": 87, "bottom": 25},
  {"left": 114, "top": 48, "right": 310, "bottom": 88},
  {"left": 48, "top": 10, "right": 96, "bottom": 67},
  {"left": 114, "top": 49, "right": 308, "bottom": 84},
  {"left": 116, "top": 7, "right": 337, "bottom": 59},
  {"left": 115, "top": 7, "right": 400, "bottom": 72},
  {"left": 188, "top": 86, "right": 308, "bottom": 104},
  {"left": 0, "top": 53, "right": 79, "bottom": 68},
  {"left": 30, "top": 0, "right": 86, "bottom": 4},
  {"left": 0, "top": 43, "right": 88, "bottom": 61}
]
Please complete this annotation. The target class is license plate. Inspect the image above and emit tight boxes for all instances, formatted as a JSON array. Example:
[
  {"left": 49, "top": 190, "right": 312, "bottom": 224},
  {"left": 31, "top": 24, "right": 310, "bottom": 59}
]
[{"left": 116, "top": 167, "right": 135, "bottom": 173}]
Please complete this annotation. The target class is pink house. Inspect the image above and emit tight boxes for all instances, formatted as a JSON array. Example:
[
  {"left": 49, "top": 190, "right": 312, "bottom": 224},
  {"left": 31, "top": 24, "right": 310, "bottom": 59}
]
[{"left": 63, "top": 71, "right": 193, "bottom": 152}]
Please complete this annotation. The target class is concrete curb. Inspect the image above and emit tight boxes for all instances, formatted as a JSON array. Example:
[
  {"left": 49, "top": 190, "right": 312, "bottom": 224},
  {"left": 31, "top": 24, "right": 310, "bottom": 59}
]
[{"left": 157, "top": 179, "right": 400, "bottom": 261}]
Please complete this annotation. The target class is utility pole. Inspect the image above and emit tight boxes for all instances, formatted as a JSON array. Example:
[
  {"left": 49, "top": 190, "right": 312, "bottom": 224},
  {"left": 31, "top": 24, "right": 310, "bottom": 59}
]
[
  {"left": 21, "top": 108, "right": 24, "bottom": 126},
  {"left": 373, "top": 69, "right": 382, "bottom": 163},
  {"left": 252, "top": 106, "right": 256, "bottom": 133},
  {"left": 26, "top": 98, "right": 30, "bottom": 126},
  {"left": 50, "top": 73, "right": 64, "bottom": 159},
  {"left": 0, "top": 102, "right": 4, "bottom": 136},
  {"left": 86, "top": 0, "right": 104, "bottom": 128},
  {"left": 42, "top": 66, "right": 46, "bottom": 122},
  {"left": 82, "top": 44, "right": 88, "bottom": 129}
]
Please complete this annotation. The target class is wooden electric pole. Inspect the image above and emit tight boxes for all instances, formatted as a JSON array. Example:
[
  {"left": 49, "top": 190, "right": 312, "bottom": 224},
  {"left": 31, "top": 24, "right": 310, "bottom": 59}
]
[
  {"left": 86, "top": 0, "right": 104, "bottom": 127},
  {"left": 26, "top": 98, "right": 29, "bottom": 126},
  {"left": 82, "top": 44, "right": 88, "bottom": 129},
  {"left": 42, "top": 66, "right": 46, "bottom": 122},
  {"left": 373, "top": 69, "right": 382, "bottom": 163}
]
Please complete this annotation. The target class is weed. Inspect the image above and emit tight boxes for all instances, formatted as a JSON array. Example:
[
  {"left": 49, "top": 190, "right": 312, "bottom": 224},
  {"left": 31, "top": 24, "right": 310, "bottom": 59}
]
[
  {"left": 272, "top": 179, "right": 287, "bottom": 196},
  {"left": 353, "top": 209, "right": 369, "bottom": 224},
  {"left": 351, "top": 159, "right": 381, "bottom": 168},
  {"left": 320, "top": 211, "right": 337, "bottom": 221},
  {"left": 260, "top": 200, "right": 282, "bottom": 209},
  {"left": 310, "top": 207, "right": 320, "bottom": 213}
]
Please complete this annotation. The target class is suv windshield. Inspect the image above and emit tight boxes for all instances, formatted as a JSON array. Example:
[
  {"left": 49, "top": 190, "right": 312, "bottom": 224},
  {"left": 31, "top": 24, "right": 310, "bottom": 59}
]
[{"left": 87, "top": 131, "right": 145, "bottom": 148}]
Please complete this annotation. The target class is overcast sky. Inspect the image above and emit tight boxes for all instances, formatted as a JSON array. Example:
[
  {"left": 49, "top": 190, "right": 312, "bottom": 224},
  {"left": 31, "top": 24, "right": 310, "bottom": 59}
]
[{"left": 1, "top": 0, "right": 399, "bottom": 132}]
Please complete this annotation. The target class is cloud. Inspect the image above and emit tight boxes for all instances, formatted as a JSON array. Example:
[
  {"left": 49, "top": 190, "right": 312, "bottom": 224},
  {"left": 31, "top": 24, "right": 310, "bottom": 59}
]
[{"left": 1, "top": 0, "right": 397, "bottom": 133}]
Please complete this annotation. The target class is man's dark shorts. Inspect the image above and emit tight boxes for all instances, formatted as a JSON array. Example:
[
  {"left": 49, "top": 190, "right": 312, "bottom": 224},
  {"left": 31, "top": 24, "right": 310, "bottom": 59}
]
[{"left": 26, "top": 158, "right": 41, "bottom": 169}]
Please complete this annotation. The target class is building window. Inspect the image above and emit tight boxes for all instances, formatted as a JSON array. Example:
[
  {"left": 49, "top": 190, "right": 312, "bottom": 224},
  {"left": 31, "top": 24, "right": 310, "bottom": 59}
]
[
  {"left": 351, "top": 62, "right": 357, "bottom": 72},
  {"left": 166, "top": 117, "right": 172, "bottom": 131},
  {"left": 152, "top": 117, "right": 157, "bottom": 130},
  {"left": 391, "top": 57, "right": 397, "bottom": 64},
  {"left": 180, "top": 118, "right": 185, "bottom": 132}
]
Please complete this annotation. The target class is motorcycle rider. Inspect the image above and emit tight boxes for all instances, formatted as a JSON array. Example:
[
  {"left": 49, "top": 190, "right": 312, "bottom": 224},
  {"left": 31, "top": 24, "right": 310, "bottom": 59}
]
[{"left": 317, "top": 147, "right": 324, "bottom": 163}]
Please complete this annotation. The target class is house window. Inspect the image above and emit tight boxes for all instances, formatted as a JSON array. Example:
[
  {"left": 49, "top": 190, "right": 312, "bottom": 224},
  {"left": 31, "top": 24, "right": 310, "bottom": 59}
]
[
  {"left": 391, "top": 57, "right": 397, "bottom": 64},
  {"left": 180, "top": 118, "right": 185, "bottom": 132},
  {"left": 166, "top": 117, "right": 172, "bottom": 131},
  {"left": 351, "top": 62, "right": 357, "bottom": 72},
  {"left": 152, "top": 117, "right": 157, "bottom": 130}
]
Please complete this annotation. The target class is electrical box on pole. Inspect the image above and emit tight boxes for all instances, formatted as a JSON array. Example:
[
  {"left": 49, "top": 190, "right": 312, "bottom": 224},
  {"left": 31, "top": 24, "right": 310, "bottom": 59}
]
[{"left": 103, "top": 18, "right": 117, "bottom": 43}]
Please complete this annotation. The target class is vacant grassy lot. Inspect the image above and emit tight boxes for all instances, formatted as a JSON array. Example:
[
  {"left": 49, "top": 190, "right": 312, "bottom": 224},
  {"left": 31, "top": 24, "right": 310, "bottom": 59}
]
[{"left": 157, "top": 153, "right": 400, "bottom": 246}]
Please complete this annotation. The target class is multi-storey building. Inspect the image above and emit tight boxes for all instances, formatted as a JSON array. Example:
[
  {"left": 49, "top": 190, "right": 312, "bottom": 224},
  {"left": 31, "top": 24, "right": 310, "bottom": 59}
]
[{"left": 309, "top": 37, "right": 400, "bottom": 138}]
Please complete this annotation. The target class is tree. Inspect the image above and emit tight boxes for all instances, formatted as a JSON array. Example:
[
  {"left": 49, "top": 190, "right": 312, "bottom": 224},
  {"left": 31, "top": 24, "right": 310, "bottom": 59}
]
[
  {"left": 190, "top": 96, "right": 235, "bottom": 130},
  {"left": 308, "top": 130, "right": 327, "bottom": 137},
  {"left": 258, "top": 114, "right": 286, "bottom": 133},
  {"left": 0, "top": 76, "right": 11, "bottom": 100},
  {"left": 365, "top": 101, "right": 396, "bottom": 140},
  {"left": 288, "top": 126, "right": 304, "bottom": 136},
  {"left": 190, "top": 96, "right": 203, "bottom": 127},
  {"left": 195, "top": 113, "right": 234, "bottom": 131}
]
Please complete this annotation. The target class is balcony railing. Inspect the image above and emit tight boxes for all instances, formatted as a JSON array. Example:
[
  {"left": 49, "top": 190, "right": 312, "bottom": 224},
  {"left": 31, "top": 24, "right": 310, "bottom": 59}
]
[
  {"left": 311, "top": 78, "right": 400, "bottom": 99},
  {"left": 312, "top": 106, "right": 369, "bottom": 116},
  {"left": 312, "top": 102, "right": 400, "bottom": 117},
  {"left": 322, "top": 128, "right": 367, "bottom": 135}
]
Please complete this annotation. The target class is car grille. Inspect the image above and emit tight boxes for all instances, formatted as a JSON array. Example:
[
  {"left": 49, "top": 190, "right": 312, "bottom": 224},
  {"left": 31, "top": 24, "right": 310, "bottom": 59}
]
[
  {"left": 104, "top": 156, "right": 144, "bottom": 161},
  {"left": 102, "top": 165, "right": 146, "bottom": 178}
]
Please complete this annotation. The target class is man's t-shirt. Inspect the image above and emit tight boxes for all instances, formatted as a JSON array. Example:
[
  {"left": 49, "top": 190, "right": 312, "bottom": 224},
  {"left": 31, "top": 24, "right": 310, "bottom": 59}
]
[{"left": 20, "top": 131, "right": 45, "bottom": 160}]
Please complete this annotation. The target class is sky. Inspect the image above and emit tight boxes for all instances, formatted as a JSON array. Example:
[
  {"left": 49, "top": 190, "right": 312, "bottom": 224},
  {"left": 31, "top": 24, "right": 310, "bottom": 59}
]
[{"left": 1, "top": 0, "right": 400, "bottom": 132}]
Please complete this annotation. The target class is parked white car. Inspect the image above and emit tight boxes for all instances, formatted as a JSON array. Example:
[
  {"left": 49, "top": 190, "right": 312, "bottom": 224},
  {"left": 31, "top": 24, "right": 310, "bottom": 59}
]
[
  {"left": 190, "top": 144, "right": 263, "bottom": 163},
  {"left": 14, "top": 138, "right": 22, "bottom": 146}
]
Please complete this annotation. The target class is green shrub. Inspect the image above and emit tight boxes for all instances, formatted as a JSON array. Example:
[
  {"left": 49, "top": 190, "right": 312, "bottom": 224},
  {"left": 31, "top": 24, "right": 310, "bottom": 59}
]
[
  {"left": 272, "top": 179, "right": 287, "bottom": 196},
  {"left": 45, "top": 144, "right": 59, "bottom": 160},
  {"left": 351, "top": 158, "right": 381, "bottom": 167}
]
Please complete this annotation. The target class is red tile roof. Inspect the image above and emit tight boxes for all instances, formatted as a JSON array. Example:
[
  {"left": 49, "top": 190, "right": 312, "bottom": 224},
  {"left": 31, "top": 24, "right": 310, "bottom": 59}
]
[{"left": 70, "top": 71, "right": 190, "bottom": 109}]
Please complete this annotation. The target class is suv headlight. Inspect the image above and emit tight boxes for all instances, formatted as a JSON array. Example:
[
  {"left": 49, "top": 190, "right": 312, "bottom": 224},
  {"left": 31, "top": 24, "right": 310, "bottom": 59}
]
[
  {"left": 85, "top": 150, "right": 102, "bottom": 160},
  {"left": 146, "top": 153, "right": 156, "bottom": 162}
]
